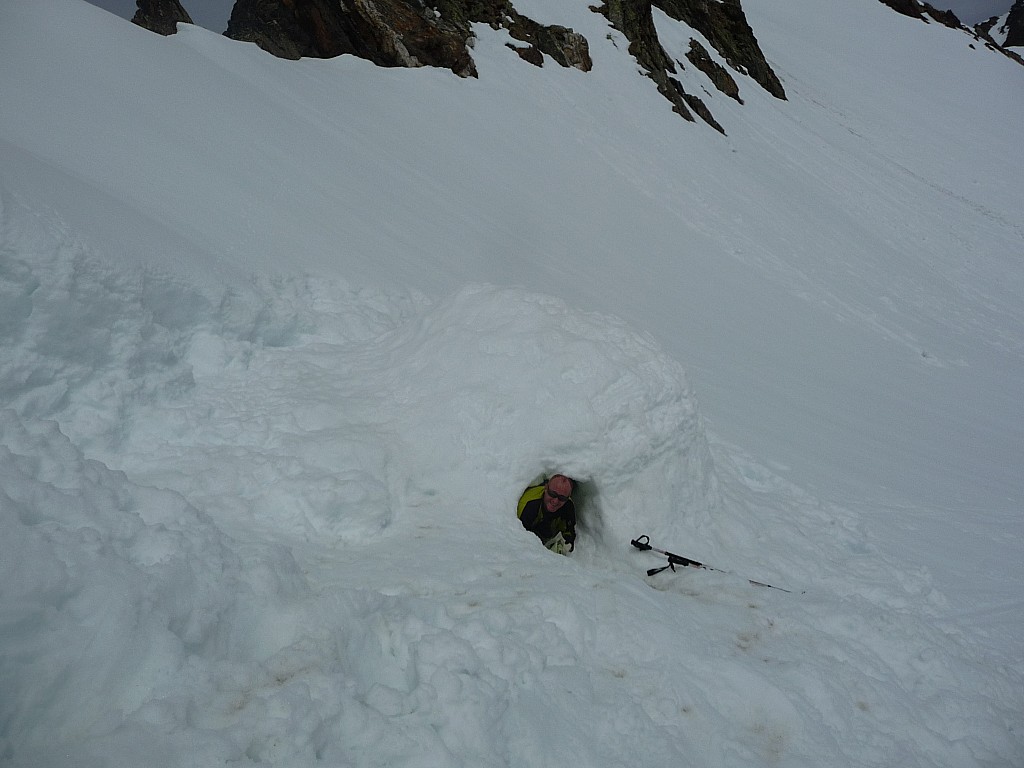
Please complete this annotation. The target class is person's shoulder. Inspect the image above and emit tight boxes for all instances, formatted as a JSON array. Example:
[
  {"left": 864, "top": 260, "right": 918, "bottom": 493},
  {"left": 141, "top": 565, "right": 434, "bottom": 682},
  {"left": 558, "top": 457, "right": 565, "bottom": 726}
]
[
  {"left": 517, "top": 484, "right": 546, "bottom": 518},
  {"left": 519, "top": 484, "right": 546, "bottom": 502}
]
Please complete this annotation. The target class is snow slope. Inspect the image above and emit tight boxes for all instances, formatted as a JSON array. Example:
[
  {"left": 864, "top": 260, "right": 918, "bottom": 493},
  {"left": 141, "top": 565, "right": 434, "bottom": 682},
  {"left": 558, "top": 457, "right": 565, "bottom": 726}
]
[{"left": 2, "top": 0, "right": 1022, "bottom": 766}]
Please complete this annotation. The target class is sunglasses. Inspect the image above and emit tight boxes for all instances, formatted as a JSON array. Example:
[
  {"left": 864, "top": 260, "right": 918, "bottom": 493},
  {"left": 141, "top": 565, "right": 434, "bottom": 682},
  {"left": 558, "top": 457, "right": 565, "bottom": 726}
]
[{"left": 545, "top": 487, "right": 571, "bottom": 503}]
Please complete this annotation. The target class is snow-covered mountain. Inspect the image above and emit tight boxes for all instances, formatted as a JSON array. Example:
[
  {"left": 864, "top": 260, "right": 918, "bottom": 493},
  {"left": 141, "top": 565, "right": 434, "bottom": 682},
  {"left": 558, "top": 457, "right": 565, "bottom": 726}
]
[
  {"left": 2, "top": 0, "right": 1022, "bottom": 766},
  {"left": 978, "top": 0, "right": 1024, "bottom": 46}
]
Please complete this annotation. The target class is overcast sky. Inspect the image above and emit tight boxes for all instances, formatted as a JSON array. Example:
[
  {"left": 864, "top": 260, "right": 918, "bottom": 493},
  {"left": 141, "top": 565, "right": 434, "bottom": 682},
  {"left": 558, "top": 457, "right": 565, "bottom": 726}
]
[
  {"left": 945, "top": 0, "right": 1016, "bottom": 21},
  {"left": 81, "top": 0, "right": 1019, "bottom": 38},
  {"left": 88, "top": 0, "right": 234, "bottom": 32}
]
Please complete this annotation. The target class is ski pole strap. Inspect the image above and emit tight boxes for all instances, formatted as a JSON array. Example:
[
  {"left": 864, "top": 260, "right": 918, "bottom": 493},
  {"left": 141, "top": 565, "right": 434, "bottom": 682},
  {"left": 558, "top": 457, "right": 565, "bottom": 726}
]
[
  {"left": 630, "top": 535, "right": 654, "bottom": 552},
  {"left": 647, "top": 563, "right": 675, "bottom": 576},
  {"left": 633, "top": 536, "right": 670, "bottom": 574}
]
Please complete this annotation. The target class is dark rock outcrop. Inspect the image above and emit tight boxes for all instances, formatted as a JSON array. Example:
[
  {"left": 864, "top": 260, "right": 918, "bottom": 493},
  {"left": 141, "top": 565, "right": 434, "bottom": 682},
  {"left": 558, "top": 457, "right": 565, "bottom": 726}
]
[
  {"left": 975, "top": 15, "right": 1000, "bottom": 40},
  {"left": 877, "top": 0, "right": 927, "bottom": 20},
  {"left": 654, "top": 0, "right": 786, "bottom": 100},
  {"left": 224, "top": 0, "right": 591, "bottom": 77},
  {"left": 132, "top": 0, "right": 193, "bottom": 36},
  {"left": 225, "top": 0, "right": 476, "bottom": 74},
  {"left": 922, "top": 5, "right": 961, "bottom": 29},
  {"left": 594, "top": 0, "right": 786, "bottom": 129},
  {"left": 686, "top": 39, "right": 741, "bottom": 103},
  {"left": 594, "top": 0, "right": 724, "bottom": 132},
  {"left": 441, "top": 1, "right": 593, "bottom": 71},
  {"left": 986, "top": 3, "right": 1024, "bottom": 64},
  {"left": 1004, "top": 0, "right": 1024, "bottom": 47},
  {"left": 217, "top": 0, "right": 786, "bottom": 132},
  {"left": 877, "top": 0, "right": 963, "bottom": 28}
]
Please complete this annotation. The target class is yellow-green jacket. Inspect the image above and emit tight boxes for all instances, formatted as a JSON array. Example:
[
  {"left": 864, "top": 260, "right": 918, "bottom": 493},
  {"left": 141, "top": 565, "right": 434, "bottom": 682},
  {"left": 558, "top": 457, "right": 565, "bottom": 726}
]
[{"left": 517, "top": 483, "right": 576, "bottom": 549}]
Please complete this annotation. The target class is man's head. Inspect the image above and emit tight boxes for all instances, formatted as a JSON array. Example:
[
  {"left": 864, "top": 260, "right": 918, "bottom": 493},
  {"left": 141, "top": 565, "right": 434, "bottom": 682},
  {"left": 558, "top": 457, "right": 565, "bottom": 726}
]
[{"left": 542, "top": 474, "right": 574, "bottom": 513}]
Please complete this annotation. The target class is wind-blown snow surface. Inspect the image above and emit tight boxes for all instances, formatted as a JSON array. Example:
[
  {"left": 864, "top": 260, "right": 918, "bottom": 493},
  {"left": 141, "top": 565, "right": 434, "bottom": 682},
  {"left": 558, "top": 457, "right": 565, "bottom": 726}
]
[{"left": 1, "top": 0, "right": 1022, "bottom": 766}]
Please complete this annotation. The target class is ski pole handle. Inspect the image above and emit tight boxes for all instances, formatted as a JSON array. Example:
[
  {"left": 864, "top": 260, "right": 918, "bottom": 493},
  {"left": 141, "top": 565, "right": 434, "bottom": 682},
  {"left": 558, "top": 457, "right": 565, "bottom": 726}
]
[{"left": 631, "top": 535, "right": 653, "bottom": 551}]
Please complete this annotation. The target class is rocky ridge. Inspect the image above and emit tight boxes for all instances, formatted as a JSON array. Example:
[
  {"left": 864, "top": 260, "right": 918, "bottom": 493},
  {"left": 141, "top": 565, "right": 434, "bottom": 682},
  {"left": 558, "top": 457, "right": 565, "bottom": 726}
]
[
  {"left": 593, "top": 0, "right": 788, "bottom": 133},
  {"left": 131, "top": 0, "right": 193, "bottom": 36},
  {"left": 975, "top": 0, "right": 1024, "bottom": 49},
  {"left": 1007, "top": 0, "right": 1024, "bottom": 47},
  {"left": 222, "top": 0, "right": 593, "bottom": 78},
  {"left": 877, "top": 0, "right": 1024, "bottom": 66},
  {"left": 132, "top": 0, "right": 786, "bottom": 133}
]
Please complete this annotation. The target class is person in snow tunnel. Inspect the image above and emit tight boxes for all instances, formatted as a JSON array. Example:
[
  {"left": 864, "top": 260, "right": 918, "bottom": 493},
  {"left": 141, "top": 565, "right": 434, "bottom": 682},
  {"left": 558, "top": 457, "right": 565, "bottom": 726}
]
[{"left": 517, "top": 474, "right": 577, "bottom": 554}]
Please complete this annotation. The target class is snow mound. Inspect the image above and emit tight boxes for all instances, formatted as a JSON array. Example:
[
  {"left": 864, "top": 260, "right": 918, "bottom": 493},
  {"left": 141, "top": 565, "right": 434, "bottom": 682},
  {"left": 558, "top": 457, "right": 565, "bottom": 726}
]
[
  {"left": 353, "top": 284, "right": 721, "bottom": 547},
  {"left": 0, "top": 409, "right": 252, "bottom": 765},
  {"left": 0, "top": 203, "right": 732, "bottom": 768},
  {"left": 1, "top": 198, "right": 720, "bottom": 554}
]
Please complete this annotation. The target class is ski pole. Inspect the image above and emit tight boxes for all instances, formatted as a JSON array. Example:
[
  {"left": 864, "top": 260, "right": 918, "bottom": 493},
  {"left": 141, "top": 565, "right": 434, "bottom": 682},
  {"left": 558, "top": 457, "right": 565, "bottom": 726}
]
[{"left": 630, "top": 535, "right": 793, "bottom": 593}]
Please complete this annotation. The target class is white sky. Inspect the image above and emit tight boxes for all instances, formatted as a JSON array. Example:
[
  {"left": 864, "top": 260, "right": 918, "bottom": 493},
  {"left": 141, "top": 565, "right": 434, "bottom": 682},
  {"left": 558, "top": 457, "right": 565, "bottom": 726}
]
[
  {"left": 88, "top": 0, "right": 234, "bottom": 31},
  {"left": 86, "top": 0, "right": 1017, "bottom": 33},
  {"left": 948, "top": 0, "right": 1015, "bottom": 20}
]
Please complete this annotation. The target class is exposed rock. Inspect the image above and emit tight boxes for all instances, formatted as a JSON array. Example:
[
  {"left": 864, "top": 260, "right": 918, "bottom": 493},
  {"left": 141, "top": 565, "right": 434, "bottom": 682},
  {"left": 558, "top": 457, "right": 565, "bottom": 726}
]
[
  {"left": 456, "top": 1, "right": 593, "bottom": 70},
  {"left": 224, "top": 0, "right": 591, "bottom": 77},
  {"left": 508, "top": 43, "right": 546, "bottom": 67},
  {"left": 654, "top": 0, "right": 786, "bottom": 100},
  {"left": 975, "top": 6, "right": 1024, "bottom": 53},
  {"left": 681, "top": 90, "right": 725, "bottom": 133},
  {"left": 218, "top": 0, "right": 789, "bottom": 131},
  {"left": 595, "top": 0, "right": 727, "bottom": 131},
  {"left": 514, "top": 15, "right": 592, "bottom": 70},
  {"left": 877, "top": 0, "right": 928, "bottom": 21},
  {"left": 132, "top": 0, "right": 193, "bottom": 36},
  {"left": 974, "top": 15, "right": 999, "bottom": 41},
  {"left": 922, "top": 4, "right": 961, "bottom": 29},
  {"left": 225, "top": 0, "right": 476, "bottom": 74},
  {"left": 595, "top": 0, "right": 680, "bottom": 98},
  {"left": 1005, "top": 0, "right": 1024, "bottom": 47},
  {"left": 878, "top": 0, "right": 964, "bottom": 30},
  {"left": 686, "top": 38, "right": 741, "bottom": 103}
]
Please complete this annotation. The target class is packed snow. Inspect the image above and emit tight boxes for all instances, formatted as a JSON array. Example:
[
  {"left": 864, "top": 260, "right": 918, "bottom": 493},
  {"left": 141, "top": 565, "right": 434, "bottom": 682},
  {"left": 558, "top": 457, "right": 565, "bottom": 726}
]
[
  {"left": 2, "top": 0, "right": 1022, "bottom": 766},
  {"left": 987, "top": 12, "right": 1015, "bottom": 45}
]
